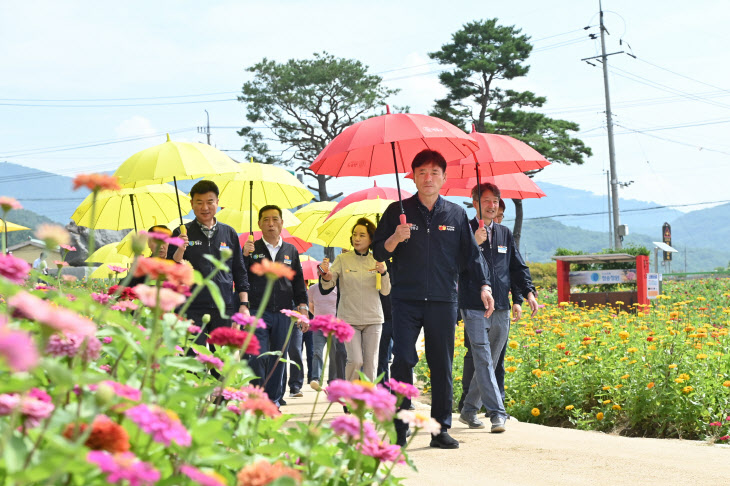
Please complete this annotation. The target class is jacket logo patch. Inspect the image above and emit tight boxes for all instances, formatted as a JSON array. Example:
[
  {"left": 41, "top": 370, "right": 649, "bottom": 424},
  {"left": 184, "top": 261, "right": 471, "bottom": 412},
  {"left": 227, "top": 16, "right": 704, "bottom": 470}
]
[
  {"left": 253, "top": 253, "right": 265, "bottom": 259},
  {"left": 438, "top": 225, "right": 455, "bottom": 231},
  {"left": 410, "top": 224, "right": 419, "bottom": 231},
  {"left": 189, "top": 240, "right": 203, "bottom": 246}
]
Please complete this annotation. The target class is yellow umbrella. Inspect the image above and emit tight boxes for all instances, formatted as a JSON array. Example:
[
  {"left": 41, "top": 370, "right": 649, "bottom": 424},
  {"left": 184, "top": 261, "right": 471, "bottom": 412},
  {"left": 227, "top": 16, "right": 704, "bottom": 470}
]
[
  {"left": 215, "top": 207, "right": 301, "bottom": 233},
  {"left": 287, "top": 201, "right": 337, "bottom": 246},
  {"left": 89, "top": 264, "right": 128, "bottom": 279},
  {"left": 208, "top": 159, "right": 313, "bottom": 236},
  {"left": 0, "top": 219, "right": 30, "bottom": 232},
  {"left": 112, "top": 134, "right": 241, "bottom": 226},
  {"left": 71, "top": 184, "right": 192, "bottom": 231},
  {"left": 86, "top": 242, "right": 133, "bottom": 265},
  {"left": 115, "top": 231, "right": 157, "bottom": 258},
  {"left": 315, "top": 198, "right": 394, "bottom": 249}
]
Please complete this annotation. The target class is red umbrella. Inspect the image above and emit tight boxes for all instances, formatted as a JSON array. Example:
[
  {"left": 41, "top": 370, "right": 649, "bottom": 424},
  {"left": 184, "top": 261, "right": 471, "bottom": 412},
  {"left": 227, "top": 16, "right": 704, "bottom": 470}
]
[
  {"left": 300, "top": 256, "right": 321, "bottom": 281},
  {"left": 310, "top": 106, "right": 478, "bottom": 225},
  {"left": 238, "top": 228, "right": 313, "bottom": 254},
  {"left": 439, "top": 172, "right": 546, "bottom": 200},
  {"left": 327, "top": 181, "right": 412, "bottom": 220}
]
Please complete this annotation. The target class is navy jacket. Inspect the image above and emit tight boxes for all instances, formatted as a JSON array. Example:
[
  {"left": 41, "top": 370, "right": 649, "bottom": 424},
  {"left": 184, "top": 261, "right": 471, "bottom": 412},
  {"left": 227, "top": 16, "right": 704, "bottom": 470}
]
[
  {"left": 169, "top": 220, "right": 249, "bottom": 309},
  {"left": 459, "top": 218, "right": 536, "bottom": 311},
  {"left": 373, "top": 194, "right": 489, "bottom": 303},
  {"left": 244, "top": 238, "right": 308, "bottom": 313}
]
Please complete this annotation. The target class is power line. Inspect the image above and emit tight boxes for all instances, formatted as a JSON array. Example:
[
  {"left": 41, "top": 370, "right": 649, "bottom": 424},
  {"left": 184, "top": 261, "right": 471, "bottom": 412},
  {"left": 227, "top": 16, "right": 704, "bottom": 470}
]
[
  {"left": 0, "top": 91, "right": 239, "bottom": 102},
  {"left": 0, "top": 98, "right": 235, "bottom": 108}
]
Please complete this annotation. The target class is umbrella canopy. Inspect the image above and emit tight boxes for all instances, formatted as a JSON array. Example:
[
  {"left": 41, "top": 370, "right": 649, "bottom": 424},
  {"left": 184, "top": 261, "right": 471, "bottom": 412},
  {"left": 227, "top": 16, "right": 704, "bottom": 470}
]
[
  {"left": 315, "top": 198, "right": 394, "bottom": 249},
  {"left": 1, "top": 219, "right": 30, "bottom": 232},
  {"left": 310, "top": 106, "right": 478, "bottom": 222},
  {"left": 71, "top": 184, "right": 192, "bottom": 231},
  {"left": 300, "top": 255, "right": 321, "bottom": 281},
  {"left": 237, "top": 228, "right": 312, "bottom": 254},
  {"left": 287, "top": 201, "right": 337, "bottom": 246},
  {"left": 216, "top": 207, "right": 300, "bottom": 233},
  {"left": 112, "top": 134, "right": 241, "bottom": 225},
  {"left": 438, "top": 172, "right": 547, "bottom": 200},
  {"left": 328, "top": 181, "right": 412, "bottom": 219},
  {"left": 86, "top": 242, "right": 134, "bottom": 265},
  {"left": 445, "top": 129, "right": 551, "bottom": 179},
  {"left": 115, "top": 231, "right": 158, "bottom": 258}
]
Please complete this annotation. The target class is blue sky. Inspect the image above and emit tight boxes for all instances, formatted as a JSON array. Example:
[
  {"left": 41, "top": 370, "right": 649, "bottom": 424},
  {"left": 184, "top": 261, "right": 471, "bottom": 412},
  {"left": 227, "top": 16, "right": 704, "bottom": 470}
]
[{"left": 2, "top": 0, "right": 729, "bottom": 215}]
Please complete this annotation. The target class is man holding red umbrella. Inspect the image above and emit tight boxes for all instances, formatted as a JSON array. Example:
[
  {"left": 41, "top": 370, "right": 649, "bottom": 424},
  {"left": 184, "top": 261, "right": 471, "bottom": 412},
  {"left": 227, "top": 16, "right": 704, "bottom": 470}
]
[{"left": 373, "top": 149, "right": 494, "bottom": 449}]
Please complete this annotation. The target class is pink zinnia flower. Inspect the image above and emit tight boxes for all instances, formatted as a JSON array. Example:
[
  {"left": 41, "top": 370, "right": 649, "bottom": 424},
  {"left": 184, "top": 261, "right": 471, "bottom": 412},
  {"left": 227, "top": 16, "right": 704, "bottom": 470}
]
[
  {"left": 309, "top": 315, "right": 354, "bottom": 342},
  {"left": 92, "top": 292, "right": 112, "bottom": 305},
  {"left": 89, "top": 381, "right": 141, "bottom": 402},
  {"left": 99, "top": 364, "right": 112, "bottom": 373},
  {"left": 359, "top": 438, "right": 404, "bottom": 463},
  {"left": 103, "top": 337, "right": 113, "bottom": 344},
  {"left": 237, "top": 397, "right": 281, "bottom": 418},
  {"left": 107, "top": 265, "right": 126, "bottom": 274},
  {"left": 331, "top": 415, "right": 378, "bottom": 442},
  {"left": 0, "top": 253, "right": 31, "bottom": 284},
  {"left": 46, "top": 334, "right": 102, "bottom": 362},
  {"left": 53, "top": 260, "right": 69, "bottom": 267},
  {"left": 133, "top": 284, "right": 185, "bottom": 312},
  {"left": 180, "top": 465, "right": 226, "bottom": 486},
  {"left": 326, "top": 380, "right": 396, "bottom": 421},
  {"left": 720, "top": 435, "right": 729, "bottom": 441},
  {"left": 385, "top": 379, "right": 419, "bottom": 400},
  {"left": 0, "top": 319, "right": 38, "bottom": 372},
  {"left": 111, "top": 300, "right": 138, "bottom": 311},
  {"left": 9, "top": 291, "right": 96, "bottom": 336},
  {"left": 232, "top": 313, "right": 267, "bottom": 329},
  {"left": 195, "top": 353, "right": 224, "bottom": 371},
  {"left": 60, "top": 244, "right": 76, "bottom": 252},
  {"left": 87, "top": 451, "right": 159, "bottom": 486},
  {"left": 0, "top": 389, "right": 55, "bottom": 428},
  {"left": 396, "top": 410, "right": 441, "bottom": 435},
  {"left": 125, "top": 404, "right": 191, "bottom": 447},
  {"left": 187, "top": 325, "right": 201, "bottom": 334},
  {"left": 280, "top": 309, "right": 309, "bottom": 324},
  {"left": 0, "top": 196, "right": 22, "bottom": 212}
]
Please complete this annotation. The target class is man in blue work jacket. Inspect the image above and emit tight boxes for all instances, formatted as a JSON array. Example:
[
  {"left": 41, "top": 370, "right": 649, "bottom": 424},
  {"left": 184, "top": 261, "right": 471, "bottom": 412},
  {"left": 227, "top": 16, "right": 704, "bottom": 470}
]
[
  {"left": 373, "top": 149, "right": 494, "bottom": 449},
  {"left": 458, "top": 182, "right": 538, "bottom": 434}
]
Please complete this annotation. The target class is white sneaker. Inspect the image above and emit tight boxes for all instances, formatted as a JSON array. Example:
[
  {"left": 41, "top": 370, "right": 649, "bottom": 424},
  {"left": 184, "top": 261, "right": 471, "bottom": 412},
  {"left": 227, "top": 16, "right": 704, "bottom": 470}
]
[{"left": 309, "top": 380, "right": 321, "bottom": 392}]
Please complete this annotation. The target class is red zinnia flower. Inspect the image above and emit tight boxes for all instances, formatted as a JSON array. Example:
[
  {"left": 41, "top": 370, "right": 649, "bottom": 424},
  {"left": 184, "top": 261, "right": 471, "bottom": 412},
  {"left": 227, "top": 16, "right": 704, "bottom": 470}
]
[
  {"left": 207, "top": 328, "right": 260, "bottom": 355},
  {"left": 63, "top": 415, "right": 130, "bottom": 453}
]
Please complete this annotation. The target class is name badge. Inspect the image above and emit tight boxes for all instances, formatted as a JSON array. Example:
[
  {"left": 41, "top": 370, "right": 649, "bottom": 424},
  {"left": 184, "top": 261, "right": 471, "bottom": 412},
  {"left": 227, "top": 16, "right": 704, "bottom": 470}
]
[
  {"left": 498, "top": 245, "right": 508, "bottom": 254},
  {"left": 283, "top": 254, "right": 291, "bottom": 265}
]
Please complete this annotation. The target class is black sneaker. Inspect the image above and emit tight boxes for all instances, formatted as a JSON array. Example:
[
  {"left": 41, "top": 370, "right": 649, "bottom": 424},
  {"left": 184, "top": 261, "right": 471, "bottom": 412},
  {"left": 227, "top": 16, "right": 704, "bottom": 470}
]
[
  {"left": 429, "top": 431, "right": 459, "bottom": 449},
  {"left": 279, "top": 398, "right": 287, "bottom": 406},
  {"left": 289, "top": 389, "right": 303, "bottom": 398}
]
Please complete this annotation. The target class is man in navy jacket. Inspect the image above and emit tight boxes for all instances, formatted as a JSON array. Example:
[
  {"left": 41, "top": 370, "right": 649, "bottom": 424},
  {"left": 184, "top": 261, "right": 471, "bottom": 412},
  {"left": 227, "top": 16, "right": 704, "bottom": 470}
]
[
  {"left": 169, "top": 180, "right": 250, "bottom": 346},
  {"left": 373, "top": 150, "right": 494, "bottom": 449},
  {"left": 458, "top": 182, "right": 538, "bottom": 433},
  {"left": 243, "top": 205, "right": 309, "bottom": 407}
]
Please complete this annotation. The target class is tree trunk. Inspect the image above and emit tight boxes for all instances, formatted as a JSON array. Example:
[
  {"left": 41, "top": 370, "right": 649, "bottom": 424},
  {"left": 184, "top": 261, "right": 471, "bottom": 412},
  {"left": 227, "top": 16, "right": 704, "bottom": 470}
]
[{"left": 512, "top": 198, "right": 523, "bottom": 251}]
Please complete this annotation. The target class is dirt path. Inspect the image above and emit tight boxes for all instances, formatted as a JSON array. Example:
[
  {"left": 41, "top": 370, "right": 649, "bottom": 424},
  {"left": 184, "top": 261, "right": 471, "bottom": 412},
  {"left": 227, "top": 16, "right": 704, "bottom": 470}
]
[{"left": 283, "top": 387, "right": 729, "bottom": 485}]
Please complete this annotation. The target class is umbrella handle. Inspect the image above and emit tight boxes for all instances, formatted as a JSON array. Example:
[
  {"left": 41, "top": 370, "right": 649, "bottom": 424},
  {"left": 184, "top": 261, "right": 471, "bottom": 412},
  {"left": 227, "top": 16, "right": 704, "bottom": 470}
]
[
  {"left": 479, "top": 219, "right": 485, "bottom": 229},
  {"left": 399, "top": 214, "right": 407, "bottom": 226}
]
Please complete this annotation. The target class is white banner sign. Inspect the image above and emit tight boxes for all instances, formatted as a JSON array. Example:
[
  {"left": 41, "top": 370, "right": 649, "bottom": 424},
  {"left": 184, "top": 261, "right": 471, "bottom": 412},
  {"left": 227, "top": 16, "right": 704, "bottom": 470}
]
[
  {"left": 569, "top": 269, "right": 637, "bottom": 285},
  {"left": 647, "top": 273, "right": 660, "bottom": 299}
]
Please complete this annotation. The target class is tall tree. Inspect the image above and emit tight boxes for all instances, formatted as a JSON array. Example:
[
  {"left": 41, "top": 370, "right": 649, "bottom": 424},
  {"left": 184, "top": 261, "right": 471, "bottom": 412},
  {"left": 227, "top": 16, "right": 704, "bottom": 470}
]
[
  {"left": 238, "top": 52, "right": 398, "bottom": 204},
  {"left": 429, "top": 19, "right": 592, "bottom": 249}
]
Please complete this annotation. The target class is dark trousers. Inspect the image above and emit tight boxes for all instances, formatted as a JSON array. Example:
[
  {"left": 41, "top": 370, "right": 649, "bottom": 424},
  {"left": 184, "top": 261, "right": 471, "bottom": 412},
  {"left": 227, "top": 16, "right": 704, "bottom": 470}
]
[
  {"left": 283, "top": 325, "right": 304, "bottom": 393},
  {"left": 377, "top": 319, "right": 393, "bottom": 382},
  {"left": 391, "top": 298, "right": 457, "bottom": 433},
  {"left": 302, "top": 330, "right": 314, "bottom": 383},
  {"left": 248, "top": 311, "right": 292, "bottom": 406},
  {"left": 328, "top": 338, "right": 347, "bottom": 383}
]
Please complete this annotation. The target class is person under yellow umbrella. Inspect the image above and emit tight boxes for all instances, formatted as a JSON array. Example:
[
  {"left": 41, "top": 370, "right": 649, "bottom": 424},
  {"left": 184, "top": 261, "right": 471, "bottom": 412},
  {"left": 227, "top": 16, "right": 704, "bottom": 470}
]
[{"left": 315, "top": 198, "right": 394, "bottom": 250}]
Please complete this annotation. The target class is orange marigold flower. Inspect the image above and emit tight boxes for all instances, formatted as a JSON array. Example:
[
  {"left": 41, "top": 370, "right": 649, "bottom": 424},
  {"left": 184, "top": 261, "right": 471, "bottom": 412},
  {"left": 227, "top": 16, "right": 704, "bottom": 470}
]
[
  {"left": 73, "top": 173, "right": 121, "bottom": 192},
  {"left": 722, "top": 380, "right": 730, "bottom": 387},
  {"left": 620, "top": 374, "right": 630, "bottom": 380},
  {"left": 647, "top": 382, "right": 655, "bottom": 389},
  {"left": 596, "top": 412, "right": 604, "bottom": 420},
  {"left": 682, "top": 386, "right": 694, "bottom": 394},
  {"left": 236, "top": 461, "right": 302, "bottom": 486},
  {"left": 531, "top": 408, "right": 540, "bottom": 417},
  {"left": 134, "top": 257, "right": 193, "bottom": 287},
  {"left": 63, "top": 415, "right": 130, "bottom": 453},
  {"left": 250, "top": 259, "right": 295, "bottom": 281}
]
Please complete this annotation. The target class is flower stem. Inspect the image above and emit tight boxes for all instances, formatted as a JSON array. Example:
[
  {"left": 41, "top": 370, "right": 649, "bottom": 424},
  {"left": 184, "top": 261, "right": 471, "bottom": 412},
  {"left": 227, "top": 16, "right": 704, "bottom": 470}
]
[
  {"left": 308, "top": 333, "right": 331, "bottom": 425},
  {"left": 138, "top": 279, "right": 163, "bottom": 391}
]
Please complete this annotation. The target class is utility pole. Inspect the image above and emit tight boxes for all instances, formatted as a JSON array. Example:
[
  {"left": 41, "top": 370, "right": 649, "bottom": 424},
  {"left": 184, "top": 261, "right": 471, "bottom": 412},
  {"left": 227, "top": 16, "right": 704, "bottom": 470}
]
[
  {"left": 599, "top": 1, "right": 622, "bottom": 249},
  {"left": 606, "top": 170, "right": 613, "bottom": 249},
  {"left": 197, "top": 110, "right": 211, "bottom": 145}
]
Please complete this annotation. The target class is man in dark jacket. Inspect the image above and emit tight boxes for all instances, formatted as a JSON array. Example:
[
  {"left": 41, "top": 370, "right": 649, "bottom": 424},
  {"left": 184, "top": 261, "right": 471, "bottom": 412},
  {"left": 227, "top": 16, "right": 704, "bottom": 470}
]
[
  {"left": 168, "top": 180, "right": 250, "bottom": 344},
  {"left": 458, "top": 183, "right": 538, "bottom": 434},
  {"left": 243, "top": 205, "right": 309, "bottom": 407},
  {"left": 373, "top": 150, "right": 494, "bottom": 450}
]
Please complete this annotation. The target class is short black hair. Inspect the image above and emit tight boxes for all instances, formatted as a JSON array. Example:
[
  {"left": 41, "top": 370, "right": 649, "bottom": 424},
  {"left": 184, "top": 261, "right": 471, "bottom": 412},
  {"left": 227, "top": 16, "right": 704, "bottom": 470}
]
[
  {"left": 258, "top": 205, "right": 282, "bottom": 221},
  {"left": 411, "top": 150, "right": 447, "bottom": 173},
  {"left": 471, "top": 182, "right": 501, "bottom": 201},
  {"left": 190, "top": 180, "right": 219, "bottom": 198},
  {"left": 498, "top": 199, "right": 506, "bottom": 212},
  {"left": 148, "top": 225, "right": 172, "bottom": 235}
]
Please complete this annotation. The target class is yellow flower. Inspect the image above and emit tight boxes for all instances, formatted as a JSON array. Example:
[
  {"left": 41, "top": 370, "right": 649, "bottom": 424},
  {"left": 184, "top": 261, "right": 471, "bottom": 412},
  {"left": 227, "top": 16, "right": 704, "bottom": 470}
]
[
  {"left": 602, "top": 386, "right": 611, "bottom": 391},
  {"left": 627, "top": 347, "right": 638, "bottom": 353},
  {"left": 679, "top": 373, "right": 690, "bottom": 380},
  {"left": 618, "top": 331, "right": 630, "bottom": 340},
  {"left": 505, "top": 366, "right": 518, "bottom": 373},
  {"left": 596, "top": 412, "right": 604, "bottom": 420},
  {"left": 602, "top": 399, "right": 612, "bottom": 404},
  {"left": 682, "top": 386, "right": 693, "bottom": 394},
  {"left": 696, "top": 353, "right": 708, "bottom": 359},
  {"left": 675, "top": 378, "right": 685, "bottom": 384},
  {"left": 565, "top": 405, "right": 575, "bottom": 411},
  {"left": 508, "top": 340, "right": 519, "bottom": 349},
  {"left": 612, "top": 404, "right": 621, "bottom": 410},
  {"left": 620, "top": 374, "right": 630, "bottom": 380},
  {"left": 531, "top": 408, "right": 540, "bottom": 417},
  {"left": 668, "top": 364, "right": 678, "bottom": 369}
]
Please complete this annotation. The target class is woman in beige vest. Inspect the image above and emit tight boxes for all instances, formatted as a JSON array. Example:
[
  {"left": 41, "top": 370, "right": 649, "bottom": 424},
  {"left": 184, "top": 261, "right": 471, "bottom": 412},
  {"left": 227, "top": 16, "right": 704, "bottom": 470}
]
[{"left": 320, "top": 217, "right": 390, "bottom": 382}]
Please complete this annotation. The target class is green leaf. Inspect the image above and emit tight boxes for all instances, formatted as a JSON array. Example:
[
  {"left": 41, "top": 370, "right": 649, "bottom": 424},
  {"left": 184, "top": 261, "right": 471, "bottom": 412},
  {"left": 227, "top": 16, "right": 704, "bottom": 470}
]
[{"left": 205, "top": 279, "right": 228, "bottom": 318}]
